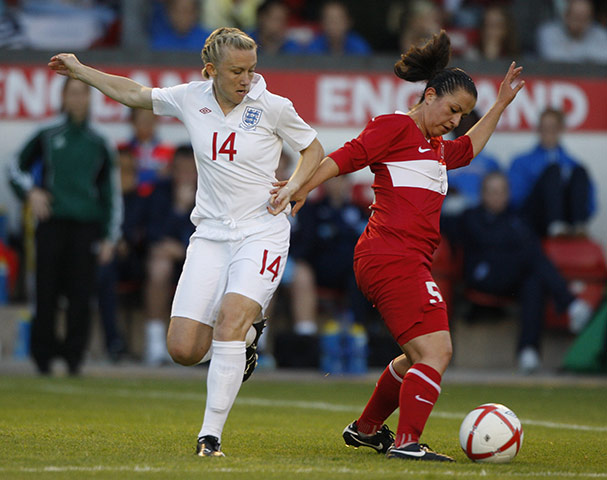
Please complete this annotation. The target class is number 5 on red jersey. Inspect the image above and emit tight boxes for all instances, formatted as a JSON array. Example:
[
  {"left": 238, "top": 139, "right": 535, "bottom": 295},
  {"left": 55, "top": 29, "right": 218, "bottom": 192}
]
[{"left": 425, "top": 281, "right": 444, "bottom": 304}]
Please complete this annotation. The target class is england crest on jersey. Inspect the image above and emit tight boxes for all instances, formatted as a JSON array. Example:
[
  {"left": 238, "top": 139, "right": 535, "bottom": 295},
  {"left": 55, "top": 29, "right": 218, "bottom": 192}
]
[{"left": 241, "top": 106, "right": 262, "bottom": 130}]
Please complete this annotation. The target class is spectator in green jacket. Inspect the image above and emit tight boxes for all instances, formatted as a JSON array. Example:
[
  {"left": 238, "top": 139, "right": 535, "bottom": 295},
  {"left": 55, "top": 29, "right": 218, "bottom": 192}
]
[{"left": 9, "top": 77, "right": 122, "bottom": 376}]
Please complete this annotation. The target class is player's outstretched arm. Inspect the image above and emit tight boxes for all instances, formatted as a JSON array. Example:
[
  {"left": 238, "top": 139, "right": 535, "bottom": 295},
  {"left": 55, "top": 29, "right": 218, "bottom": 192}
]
[
  {"left": 48, "top": 53, "right": 153, "bottom": 110},
  {"left": 466, "top": 61, "right": 525, "bottom": 157},
  {"left": 287, "top": 156, "right": 340, "bottom": 216}
]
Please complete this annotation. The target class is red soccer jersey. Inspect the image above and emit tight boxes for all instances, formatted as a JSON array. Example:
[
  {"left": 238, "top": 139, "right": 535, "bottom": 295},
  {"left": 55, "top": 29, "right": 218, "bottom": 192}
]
[{"left": 330, "top": 113, "right": 473, "bottom": 261}]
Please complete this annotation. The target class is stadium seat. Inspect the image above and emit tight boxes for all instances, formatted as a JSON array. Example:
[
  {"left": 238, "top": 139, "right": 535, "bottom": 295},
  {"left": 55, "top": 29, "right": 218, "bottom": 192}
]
[
  {"left": 316, "top": 286, "right": 347, "bottom": 318},
  {"left": 463, "top": 288, "right": 516, "bottom": 309},
  {"left": 0, "top": 240, "right": 19, "bottom": 297},
  {"left": 542, "top": 236, "right": 607, "bottom": 330}
]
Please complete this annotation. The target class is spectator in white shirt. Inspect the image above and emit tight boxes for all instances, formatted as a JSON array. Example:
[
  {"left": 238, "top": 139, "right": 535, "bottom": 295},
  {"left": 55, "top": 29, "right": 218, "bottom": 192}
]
[{"left": 537, "top": 0, "right": 607, "bottom": 63}]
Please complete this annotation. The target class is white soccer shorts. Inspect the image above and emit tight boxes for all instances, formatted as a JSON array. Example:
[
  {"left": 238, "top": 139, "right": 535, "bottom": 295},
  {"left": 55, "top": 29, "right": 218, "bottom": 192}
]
[{"left": 170, "top": 219, "right": 290, "bottom": 326}]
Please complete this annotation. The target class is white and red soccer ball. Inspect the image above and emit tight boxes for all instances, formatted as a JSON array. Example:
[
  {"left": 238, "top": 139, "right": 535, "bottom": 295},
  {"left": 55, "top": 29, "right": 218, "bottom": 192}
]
[{"left": 459, "top": 403, "right": 524, "bottom": 463}]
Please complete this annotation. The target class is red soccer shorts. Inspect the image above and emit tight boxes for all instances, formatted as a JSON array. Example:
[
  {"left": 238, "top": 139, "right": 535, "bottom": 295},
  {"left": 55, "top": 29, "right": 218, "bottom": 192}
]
[{"left": 353, "top": 253, "right": 449, "bottom": 346}]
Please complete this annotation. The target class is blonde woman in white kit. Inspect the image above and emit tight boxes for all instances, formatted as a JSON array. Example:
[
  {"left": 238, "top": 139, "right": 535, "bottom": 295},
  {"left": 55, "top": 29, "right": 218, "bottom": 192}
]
[{"left": 49, "top": 27, "right": 323, "bottom": 457}]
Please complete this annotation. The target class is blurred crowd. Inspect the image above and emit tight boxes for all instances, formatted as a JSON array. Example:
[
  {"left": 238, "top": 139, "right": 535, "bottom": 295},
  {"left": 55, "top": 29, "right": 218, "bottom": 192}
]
[
  {"left": 1, "top": 0, "right": 606, "bottom": 63},
  {"left": 0, "top": 0, "right": 605, "bottom": 376},
  {"left": 4, "top": 92, "right": 600, "bottom": 375}
]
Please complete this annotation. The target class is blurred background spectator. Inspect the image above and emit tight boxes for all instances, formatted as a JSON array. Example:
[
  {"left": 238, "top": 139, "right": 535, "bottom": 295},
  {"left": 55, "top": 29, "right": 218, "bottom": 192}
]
[
  {"left": 119, "top": 108, "right": 175, "bottom": 197},
  {"left": 302, "top": 0, "right": 371, "bottom": 55},
  {"left": 142, "top": 144, "right": 197, "bottom": 366},
  {"left": 96, "top": 146, "right": 149, "bottom": 363},
  {"left": 15, "top": 0, "right": 120, "bottom": 50},
  {"left": 249, "top": 0, "right": 305, "bottom": 54},
  {"left": 537, "top": 0, "right": 607, "bottom": 63},
  {"left": 0, "top": 0, "right": 27, "bottom": 48},
  {"left": 397, "top": 0, "right": 443, "bottom": 52},
  {"left": 509, "top": 0, "right": 556, "bottom": 57},
  {"left": 442, "top": 109, "right": 502, "bottom": 219},
  {"left": 455, "top": 172, "right": 593, "bottom": 374},
  {"left": 8, "top": 78, "right": 121, "bottom": 375},
  {"left": 150, "top": 0, "right": 212, "bottom": 51},
  {"left": 200, "top": 0, "right": 263, "bottom": 31},
  {"left": 287, "top": 174, "right": 369, "bottom": 336},
  {"left": 465, "top": 4, "right": 520, "bottom": 60},
  {"left": 508, "top": 108, "right": 596, "bottom": 238}
]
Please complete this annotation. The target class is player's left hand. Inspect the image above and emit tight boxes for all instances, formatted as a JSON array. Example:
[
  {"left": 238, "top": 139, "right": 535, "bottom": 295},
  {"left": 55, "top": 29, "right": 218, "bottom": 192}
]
[{"left": 496, "top": 61, "right": 525, "bottom": 108}]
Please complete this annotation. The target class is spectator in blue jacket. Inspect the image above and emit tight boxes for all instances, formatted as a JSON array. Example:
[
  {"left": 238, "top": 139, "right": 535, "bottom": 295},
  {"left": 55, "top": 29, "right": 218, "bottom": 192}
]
[
  {"left": 288, "top": 175, "right": 369, "bottom": 335},
  {"left": 151, "top": 0, "right": 213, "bottom": 51},
  {"left": 443, "top": 110, "right": 502, "bottom": 218},
  {"left": 508, "top": 108, "right": 596, "bottom": 237},
  {"left": 456, "top": 172, "right": 592, "bottom": 373},
  {"left": 303, "top": 1, "right": 372, "bottom": 55},
  {"left": 249, "top": 0, "right": 304, "bottom": 54}
]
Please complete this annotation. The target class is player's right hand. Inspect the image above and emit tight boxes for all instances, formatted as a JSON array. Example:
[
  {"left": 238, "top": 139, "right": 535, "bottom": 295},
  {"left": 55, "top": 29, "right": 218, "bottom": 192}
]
[
  {"left": 48, "top": 53, "right": 82, "bottom": 79},
  {"left": 269, "top": 181, "right": 307, "bottom": 216}
]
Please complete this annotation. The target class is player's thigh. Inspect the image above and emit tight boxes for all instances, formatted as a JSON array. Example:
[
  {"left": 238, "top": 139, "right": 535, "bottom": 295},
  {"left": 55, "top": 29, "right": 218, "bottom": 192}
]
[
  {"left": 227, "top": 221, "right": 290, "bottom": 314},
  {"left": 354, "top": 254, "right": 449, "bottom": 345},
  {"left": 171, "top": 235, "right": 231, "bottom": 327}
]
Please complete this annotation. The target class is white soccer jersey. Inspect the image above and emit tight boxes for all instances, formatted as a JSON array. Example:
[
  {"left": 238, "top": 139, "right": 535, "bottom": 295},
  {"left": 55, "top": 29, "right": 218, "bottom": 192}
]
[{"left": 152, "top": 73, "right": 317, "bottom": 232}]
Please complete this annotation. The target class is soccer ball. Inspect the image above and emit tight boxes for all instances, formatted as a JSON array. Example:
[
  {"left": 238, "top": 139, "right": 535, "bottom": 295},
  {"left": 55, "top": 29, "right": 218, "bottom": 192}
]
[{"left": 459, "top": 403, "right": 524, "bottom": 463}]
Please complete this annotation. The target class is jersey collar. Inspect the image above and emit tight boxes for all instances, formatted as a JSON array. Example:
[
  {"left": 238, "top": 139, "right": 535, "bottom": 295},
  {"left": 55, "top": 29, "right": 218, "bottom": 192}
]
[{"left": 246, "top": 73, "right": 266, "bottom": 101}]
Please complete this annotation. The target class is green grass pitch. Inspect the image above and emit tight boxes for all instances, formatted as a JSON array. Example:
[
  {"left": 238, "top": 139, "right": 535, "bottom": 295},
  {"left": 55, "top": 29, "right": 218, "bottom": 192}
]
[{"left": 1, "top": 374, "right": 606, "bottom": 479}]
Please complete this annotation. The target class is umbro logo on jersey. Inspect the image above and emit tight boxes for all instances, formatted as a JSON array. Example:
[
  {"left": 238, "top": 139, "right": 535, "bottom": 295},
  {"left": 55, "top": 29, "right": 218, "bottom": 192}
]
[
  {"left": 199, "top": 107, "right": 212, "bottom": 114},
  {"left": 418, "top": 147, "right": 432, "bottom": 153}
]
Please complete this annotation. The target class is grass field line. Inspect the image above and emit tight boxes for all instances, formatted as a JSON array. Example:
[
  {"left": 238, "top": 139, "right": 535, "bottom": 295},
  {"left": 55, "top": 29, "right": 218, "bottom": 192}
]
[
  {"left": 1, "top": 465, "right": 607, "bottom": 477},
  {"left": 26, "top": 383, "right": 607, "bottom": 433}
]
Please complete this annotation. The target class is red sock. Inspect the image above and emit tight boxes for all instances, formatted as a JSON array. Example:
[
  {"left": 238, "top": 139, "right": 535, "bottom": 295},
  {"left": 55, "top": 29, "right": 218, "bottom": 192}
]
[
  {"left": 395, "top": 363, "right": 442, "bottom": 447},
  {"left": 357, "top": 361, "right": 403, "bottom": 435}
]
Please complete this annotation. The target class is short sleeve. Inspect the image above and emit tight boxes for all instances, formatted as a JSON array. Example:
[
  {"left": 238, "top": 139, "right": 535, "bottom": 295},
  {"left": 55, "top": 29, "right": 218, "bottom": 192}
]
[
  {"left": 152, "top": 84, "right": 189, "bottom": 120},
  {"left": 443, "top": 135, "right": 474, "bottom": 170},
  {"left": 275, "top": 100, "right": 317, "bottom": 152},
  {"left": 330, "top": 115, "right": 402, "bottom": 175}
]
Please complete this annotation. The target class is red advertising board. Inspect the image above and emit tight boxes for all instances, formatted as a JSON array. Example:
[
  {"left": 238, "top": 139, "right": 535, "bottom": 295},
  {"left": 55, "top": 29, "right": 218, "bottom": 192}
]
[{"left": 1, "top": 65, "right": 605, "bottom": 131}]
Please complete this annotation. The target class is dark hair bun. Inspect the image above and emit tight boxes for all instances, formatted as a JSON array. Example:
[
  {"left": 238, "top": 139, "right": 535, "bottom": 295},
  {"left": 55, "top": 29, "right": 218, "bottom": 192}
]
[{"left": 394, "top": 30, "right": 451, "bottom": 83}]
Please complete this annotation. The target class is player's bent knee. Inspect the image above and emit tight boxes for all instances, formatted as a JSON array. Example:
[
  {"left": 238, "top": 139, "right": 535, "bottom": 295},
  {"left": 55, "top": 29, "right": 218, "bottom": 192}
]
[{"left": 167, "top": 342, "right": 202, "bottom": 366}]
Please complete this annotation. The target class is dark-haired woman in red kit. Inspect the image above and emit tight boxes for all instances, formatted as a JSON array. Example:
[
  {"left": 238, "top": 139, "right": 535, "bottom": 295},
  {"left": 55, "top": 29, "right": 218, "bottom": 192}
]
[{"left": 279, "top": 30, "right": 524, "bottom": 462}]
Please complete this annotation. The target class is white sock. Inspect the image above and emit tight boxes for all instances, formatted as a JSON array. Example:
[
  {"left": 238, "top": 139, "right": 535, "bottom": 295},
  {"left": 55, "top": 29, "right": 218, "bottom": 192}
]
[
  {"left": 197, "top": 324, "right": 256, "bottom": 365},
  {"left": 145, "top": 319, "right": 167, "bottom": 365},
  {"left": 245, "top": 324, "right": 257, "bottom": 347},
  {"left": 568, "top": 298, "right": 593, "bottom": 334},
  {"left": 198, "top": 340, "right": 246, "bottom": 441},
  {"left": 294, "top": 320, "right": 317, "bottom": 335}
]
